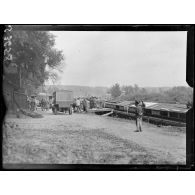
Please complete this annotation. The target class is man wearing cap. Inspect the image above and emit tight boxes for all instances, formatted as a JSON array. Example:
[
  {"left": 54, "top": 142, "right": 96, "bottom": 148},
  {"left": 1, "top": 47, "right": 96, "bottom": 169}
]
[{"left": 135, "top": 100, "right": 146, "bottom": 132}]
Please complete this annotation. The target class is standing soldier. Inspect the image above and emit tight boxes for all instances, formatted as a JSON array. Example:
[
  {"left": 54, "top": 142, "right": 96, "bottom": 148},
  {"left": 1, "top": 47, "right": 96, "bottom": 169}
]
[
  {"left": 89, "top": 97, "right": 94, "bottom": 109},
  {"left": 80, "top": 98, "right": 84, "bottom": 112},
  {"left": 83, "top": 98, "right": 88, "bottom": 113},
  {"left": 35, "top": 98, "right": 38, "bottom": 110},
  {"left": 72, "top": 98, "right": 77, "bottom": 112},
  {"left": 41, "top": 98, "right": 44, "bottom": 111},
  {"left": 45, "top": 100, "right": 48, "bottom": 111},
  {"left": 30, "top": 96, "right": 36, "bottom": 111},
  {"left": 27, "top": 96, "right": 31, "bottom": 110},
  {"left": 135, "top": 100, "right": 146, "bottom": 132},
  {"left": 76, "top": 98, "right": 81, "bottom": 112}
]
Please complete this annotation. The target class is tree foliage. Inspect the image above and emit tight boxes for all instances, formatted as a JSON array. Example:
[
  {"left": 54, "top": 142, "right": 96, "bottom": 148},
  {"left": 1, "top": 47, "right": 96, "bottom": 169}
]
[
  {"left": 7, "top": 30, "right": 64, "bottom": 95},
  {"left": 110, "top": 83, "right": 121, "bottom": 98},
  {"left": 113, "top": 84, "right": 193, "bottom": 106}
]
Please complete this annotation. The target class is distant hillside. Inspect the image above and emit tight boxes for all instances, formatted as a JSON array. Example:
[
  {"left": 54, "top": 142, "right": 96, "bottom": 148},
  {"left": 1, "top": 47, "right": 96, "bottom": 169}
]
[{"left": 44, "top": 85, "right": 108, "bottom": 97}]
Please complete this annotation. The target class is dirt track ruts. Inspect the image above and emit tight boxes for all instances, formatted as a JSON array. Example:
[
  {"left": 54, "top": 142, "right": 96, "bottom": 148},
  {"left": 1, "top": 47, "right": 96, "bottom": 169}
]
[{"left": 3, "top": 110, "right": 186, "bottom": 164}]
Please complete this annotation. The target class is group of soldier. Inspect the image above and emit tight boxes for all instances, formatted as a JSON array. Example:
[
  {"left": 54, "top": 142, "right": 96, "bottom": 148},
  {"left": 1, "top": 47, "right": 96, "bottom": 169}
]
[
  {"left": 72, "top": 96, "right": 98, "bottom": 113},
  {"left": 27, "top": 94, "right": 146, "bottom": 132},
  {"left": 40, "top": 98, "right": 50, "bottom": 111},
  {"left": 27, "top": 96, "right": 50, "bottom": 112},
  {"left": 27, "top": 96, "right": 37, "bottom": 111},
  {"left": 72, "top": 97, "right": 146, "bottom": 132}
]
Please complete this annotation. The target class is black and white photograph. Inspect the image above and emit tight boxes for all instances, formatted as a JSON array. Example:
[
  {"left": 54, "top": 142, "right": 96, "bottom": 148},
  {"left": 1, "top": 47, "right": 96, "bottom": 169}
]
[{"left": 1, "top": 25, "right": 194, "bottom": 169}]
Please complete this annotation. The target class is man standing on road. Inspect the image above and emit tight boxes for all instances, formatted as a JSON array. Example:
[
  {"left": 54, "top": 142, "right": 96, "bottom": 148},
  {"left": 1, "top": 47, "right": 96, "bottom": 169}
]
[
  {"left": 41, "top": 98, "right": 44, "bottom": 111},
  {"left": 76, "top": 98, "right": 81, "bottom": 112},
  {"left": 35, "top": 98, "right": 38, "bottom": 110},
  {"left": 83, "top": 98, "right": 88, "bottom": 113},
  {"left": 72, "top": 98, "right": 77, "bottom": 112},
  {"left": 135, "top": 100, "right": 146, "bottom": 132},
  {"left": 30, "top": 96, "right": 36, "bottom": 111}
]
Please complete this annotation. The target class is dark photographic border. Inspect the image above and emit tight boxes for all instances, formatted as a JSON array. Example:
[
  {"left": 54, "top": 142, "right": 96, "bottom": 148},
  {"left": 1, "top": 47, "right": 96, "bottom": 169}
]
[{"left": 0, "top": 24, "right": 194, "bottom": 171}]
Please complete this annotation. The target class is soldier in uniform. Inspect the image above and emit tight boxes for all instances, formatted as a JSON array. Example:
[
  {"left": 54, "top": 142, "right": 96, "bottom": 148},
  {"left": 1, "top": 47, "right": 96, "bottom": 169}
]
[
  {"left": 83, "top": 98, "right": 88, "bottom": 113},
  {"left": 72, "top": 98, "right": 77, "bottom": 112},
  {"left": 30, "top": 96, "right": 36, "bottom": 111},
  {"left": 135, "top": 100, "right": 146, "bottom": 132},
  {"left": 76, "top": 98, "right": 81, "bottom": 112}
]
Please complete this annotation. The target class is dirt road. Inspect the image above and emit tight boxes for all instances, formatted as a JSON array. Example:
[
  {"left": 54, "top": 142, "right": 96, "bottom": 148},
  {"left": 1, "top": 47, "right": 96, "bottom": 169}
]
[{"left": 3, "top": 110, "right": 186, "bottom": 164}]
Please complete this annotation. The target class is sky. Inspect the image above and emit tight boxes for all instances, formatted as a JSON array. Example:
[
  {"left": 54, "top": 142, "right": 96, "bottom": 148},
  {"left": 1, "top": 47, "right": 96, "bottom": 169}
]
[{"left": 48, "top": 31, "right": 187, "bottom": 87}]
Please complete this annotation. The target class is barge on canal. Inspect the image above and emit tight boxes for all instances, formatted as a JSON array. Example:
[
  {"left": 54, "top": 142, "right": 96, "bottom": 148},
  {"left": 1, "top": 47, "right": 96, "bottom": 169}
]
[{"left": 102, "top": 101, "right": 189, "bottom": 127}]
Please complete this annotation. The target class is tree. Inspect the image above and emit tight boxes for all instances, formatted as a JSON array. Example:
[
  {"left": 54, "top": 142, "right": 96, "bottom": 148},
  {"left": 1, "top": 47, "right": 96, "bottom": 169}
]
[
  {"left": 110, "top": 83, "right": 121, "bottom": 98},
  {"left": 134, "top": 84, "right": 139, "bottom": 93},
  {"left": 122, "top": 85, "right": 134, "bottom": 95},
  {"left": 5, "top": 29, "right": 64, "bottom": 95}
]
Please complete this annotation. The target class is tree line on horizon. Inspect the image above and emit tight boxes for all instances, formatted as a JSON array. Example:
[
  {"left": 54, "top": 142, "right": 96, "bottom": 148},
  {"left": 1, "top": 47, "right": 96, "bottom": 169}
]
[
  {"left": 38, "top": 83, "right": 193, "bottom": 106},
  {"left": 109, "top": 83, "right": 193, "bottom": 106}
]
